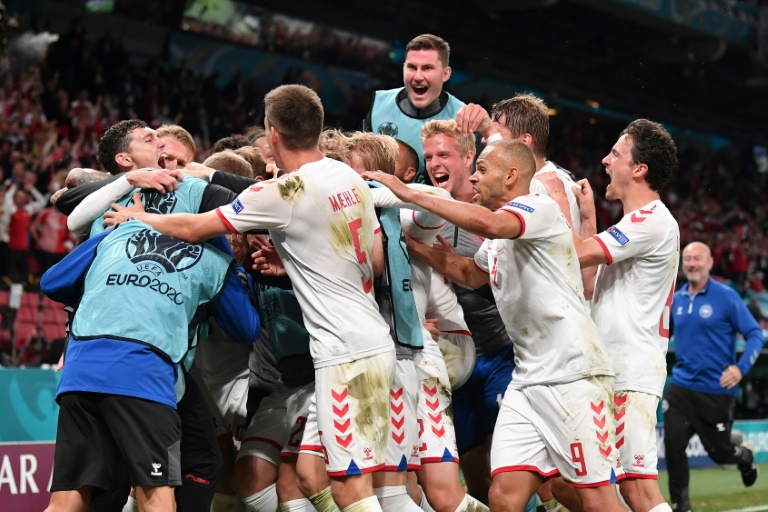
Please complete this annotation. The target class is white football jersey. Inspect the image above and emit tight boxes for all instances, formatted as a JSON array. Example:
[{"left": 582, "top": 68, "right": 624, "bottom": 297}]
[
  {"left": 217, "top": 158, "right": 393, "bottom": 368},
  {"left": 591, "top": 199, "right": 679, "bottom": 397},
  {"left": 529, "top": 161, "right": 581, "bottom": 234},
  {"left": 473, "top": 194, "right": 613, "bottom": 388}
]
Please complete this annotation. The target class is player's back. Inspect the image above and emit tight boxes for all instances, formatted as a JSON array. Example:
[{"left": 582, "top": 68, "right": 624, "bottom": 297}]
[{"left": 267, "top": 158, "right": 393, "bottom": 368}]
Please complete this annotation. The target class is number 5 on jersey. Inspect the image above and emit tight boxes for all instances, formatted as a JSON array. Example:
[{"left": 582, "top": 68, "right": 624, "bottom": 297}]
[{"left": 348, "top": 218, "right": 373, "bottom": 293}]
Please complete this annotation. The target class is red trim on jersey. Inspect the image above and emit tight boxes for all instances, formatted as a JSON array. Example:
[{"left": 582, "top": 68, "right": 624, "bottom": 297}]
[
  {"left": 565, "top": 478, "right": 613, "bottom": 488},
  {"left": 623, "top": 472, "right": 658, "bottom": 480},
  {"left": 592, "top": 235, "right": 613, "bottom": 265},
  {"left": 420, "top": 456, "right": 459, "bottom": 464},
  {"left": 280, "top": 451, "right": 299, "bottom": 459},
  {"left": 382, "top": 465, "right": 408, "bottom": 472},
  {"left": 499, "top": 208, "right": 526, "bottom": 239},
  {"left": 374, "top": 226, "right": 382, "bottom": 234},
  {"left": 473, "top": 259, "right": 490, "bottom": 275},
  {"left": 327, "top": 463, "right": 385, "bottom": 477},
  {"left": 299, "top": 444, "right": 324, "bottom": 453},
  {"left": 411, "top": 210, "right": 446, "bottom": 231},
  {"left": 241, "top": 436, "right": 282, "bottom": 450},
  {"left": 442, "top": 329, "right": 472, "bottom": 336},
  {"left": 216, "top": 208, "right": 239, "bottom": 233},
  {"left": 491, "top": 465, "right": 559, "bottom": 478}
]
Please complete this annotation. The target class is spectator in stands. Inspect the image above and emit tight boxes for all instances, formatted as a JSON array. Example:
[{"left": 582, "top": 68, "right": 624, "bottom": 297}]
[{"left": 664, "top": 241, "right": 764, "bottom": 512}]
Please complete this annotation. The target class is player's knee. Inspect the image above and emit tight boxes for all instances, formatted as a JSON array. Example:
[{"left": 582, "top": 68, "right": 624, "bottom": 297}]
[
  {"left": 619, "top": 481, "right": 639, "bottom": 507},
  {"left": 296, "top": 460, "right": 326, "bottom": 497},
  {"left": 707, "top": 445, "right": 736, "bottom": 465}
]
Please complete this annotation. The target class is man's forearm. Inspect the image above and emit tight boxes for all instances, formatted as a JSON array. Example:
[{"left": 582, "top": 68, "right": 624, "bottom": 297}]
[
  {"left": 408, "top": 239, "right": 486, "bottom": 289},
  {"left": 131, "top": 210, "right": 229, "bottom": 243},
  {"left": 411, "top": 193, "right": 509, "bottom": 240}
]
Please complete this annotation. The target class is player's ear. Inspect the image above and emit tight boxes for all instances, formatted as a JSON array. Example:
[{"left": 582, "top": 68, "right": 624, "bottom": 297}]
[
  {"left": 442, "top": 66, "right": 452, "bottom": 83},
  {"left": 403, "top": 166, "right": 416, "bottom": 184},
  {"left": 115, "top": 152, "right": 131, "bottom": 169}
]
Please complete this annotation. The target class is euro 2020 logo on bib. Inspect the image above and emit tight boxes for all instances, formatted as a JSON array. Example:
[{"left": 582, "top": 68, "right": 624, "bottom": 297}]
[
  {"left": 126, "top": 228, "right": 203, "bottom": 275},
  {"left": 377, "top": 122, "right": 398, "bottom": 138},
  {"left": 135, "top": 190, "right": 177, "bottom": 215},
  {"left": 698, "top": 304, "right": 713, "bottom": 319}
]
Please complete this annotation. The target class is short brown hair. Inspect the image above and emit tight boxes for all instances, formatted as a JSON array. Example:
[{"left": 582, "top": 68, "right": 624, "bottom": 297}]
[
  {"left": 420, "top": 120, "right": 475, "bottom": 158},
  {"left": 203, "top": 150, "right": 254, "bottom": 179},
  {"left": 157, "top": 124, "right": 197, "bottom": 161},
  {"left": 620, "top": 119, "right": 677, "bottom": 192},
  {"left": 264, "top": 85, "right": 324, "bottom": 151},
  {"left": 491, "top": 93, "right": 549, "bottom": 158},
  {"left": 347, "top": 132, "right": 398, "bottom": 175},
  {"left": 406, "top": 34, "right": 450, "bottom": 68},
  {"left": 234, "top": 146, "right": 268, "bottom": 180},
  {"left": 319, "top": 128, "right": 351, "bottom": 162}
]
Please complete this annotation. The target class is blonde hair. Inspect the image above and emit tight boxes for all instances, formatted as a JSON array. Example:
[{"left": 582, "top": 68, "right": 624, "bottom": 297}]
[
  {"left": 319, "top": 128, "right": 351, "bottom": 162},
  {"left": 202, "top": 150, "right": 253, "bottom": 178},
  {"left": 157, "top": 124, "right": 197, "bottom": 161},
  {"left": 420, "top": 119, "right": 475, "bottom": 157},
  {"left": 347, "top": 132, "right": 398, "bottom": 175},
  {"left": 233, "top": 146, "right": 268, "bottom": 180}
]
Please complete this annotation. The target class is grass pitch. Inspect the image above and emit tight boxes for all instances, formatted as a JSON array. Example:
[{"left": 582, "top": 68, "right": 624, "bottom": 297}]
[{"left": 657, "top": 464, "right": 768, "bottom": 511}]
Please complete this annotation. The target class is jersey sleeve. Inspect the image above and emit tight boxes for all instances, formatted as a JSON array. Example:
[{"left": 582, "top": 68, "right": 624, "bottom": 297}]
[
  {"left": 473, "top": 239, "right": 492, "bottom": 274},
  {"left": 498, "top": 195, "right": 560, "bottom": 240},
  {"left": 593, "top": 206, "right": 665, "bottom": 265},
  {"left": 40, "top": 228, "right": 112, "bottom": 303},
  {"left": 216, "top": 179, "right": 293, "bottom": 233}
]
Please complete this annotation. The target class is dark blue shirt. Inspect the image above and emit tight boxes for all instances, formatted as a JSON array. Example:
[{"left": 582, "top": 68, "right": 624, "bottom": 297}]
[{"left": 671, "top": 278, "right": 764, "bottom": 396}]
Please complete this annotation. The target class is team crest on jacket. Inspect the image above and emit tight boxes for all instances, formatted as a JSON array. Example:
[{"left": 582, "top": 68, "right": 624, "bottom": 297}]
[
  {"left": 136, "top": 190, "right": 177, "bottom": 215},
  {"left": 377, "top": 122, "right": 398, "bottom": 138},
  {"left": 126, "top": 229, "right": 202, "bottom": 274}
]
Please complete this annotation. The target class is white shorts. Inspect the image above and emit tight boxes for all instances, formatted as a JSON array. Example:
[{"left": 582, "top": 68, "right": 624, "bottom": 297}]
[
  {"left": 315, "top": 350, "right": 396, "bottom": 476},
  {"left": 491, "top": 376, "right": 622, "bottom": 488},
  {"left": 299, "top": 391, "right": 323, "bottom": 456},
  {"left": 385, "top": 358, "right": 420, "bottom": 471},
  {"left": 613, "top": 390, "right": 660, "bottom": 478},
  {"left": 437, "top": 331, "right": 475, "bottom": 390},
  {"left": 414, "top": 336, "right": 459, "bottom": 464},
  {"left": 189, "top": 365, "right": 249, "bottom": 445},
  {"left": 237, "top": 381, "right": 315, "bottom": 466}
]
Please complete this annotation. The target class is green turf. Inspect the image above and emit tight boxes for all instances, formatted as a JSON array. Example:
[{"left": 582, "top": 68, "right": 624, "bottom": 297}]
[{"left": 657, "top": 464, "right": 768, "bottom": 511}]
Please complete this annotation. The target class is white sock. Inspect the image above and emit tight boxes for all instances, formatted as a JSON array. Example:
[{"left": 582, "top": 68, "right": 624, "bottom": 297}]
[
  {"left": 309, "top": 486, "right": 341, "bottom": 512},
  {"left": 541, "top": 498, "right": 565, "bottom": 512},
  {"left": 648, "top": 504, "right": 673, "bottom": 512},
  {"left": 418, "top": 487, "right": 435, "bottom": 512},
  {"left": 244, "top": 483, "right": 279, "bottom": 512},
  {"left": 279, "top": 498, "right": 316, "bottom": 512},
  {"left": 212, "top": 492, "right": 247, "bottom": 512},
  {"left": 375, "top": 486, "right": 423, "bottom": 512},
  {"left": 341, "top": 496, "right": 384, "bottom": 512},
  {"left": 454, "top": 494, "right": 489, "bottom": 512},
  {"left": 122, "top": 496, "right": 139, "bottom": 512}
]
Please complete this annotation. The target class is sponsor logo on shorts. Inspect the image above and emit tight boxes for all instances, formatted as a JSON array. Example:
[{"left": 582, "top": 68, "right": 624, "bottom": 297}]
[
  {"left": 363, "top": 446, "right": 373, "bottom": 461},
  {"left": 632, "top": 454, "right": 645, "bottom": 468},
  {"left": 232, "top": 198, "right": 245, "bottom": 214},
  {"left": 507, "top": 201, "right": 534, "bottom": 213},
  {"left": 607, "top": 226, "right": 630, "bottom": 245},
  {"left": 151, "top": 463, "right": 163, "bottom": 476}
]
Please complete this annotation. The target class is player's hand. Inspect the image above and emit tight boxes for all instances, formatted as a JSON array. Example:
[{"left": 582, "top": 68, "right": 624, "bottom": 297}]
[
  {"left": 456, "top": 103, "right": 495, "bottom": 139},
  {"left": 433, "top": 234, "right": 457, "bottom": 255},
  {"left": 424, "top": 318, "right": 440, "bottom": 342},
  {"left": 362, "top": 171, "right": 417, "bottom": 203},
  {"left": 55, "top": 353, "right": 64, "bottom": 372},
  {"left": 103, "top": 193, "right": 145, "bottom": 228},
  {"left": 126, "top": 169, "right": 183, "bottom": 192},
  {"left": 720, "top": 365, "right": 743, "bottom": 389},
  {"left": 575, "top": 179, "right": 596, "bottom": 220},
  {"left": 50, "top": 187, "right": 66, "bottom": 205},
  {"left": 266, "top": 163, "right": 282, "bottom": 179},
  {"left": 252, "top": 245, "right": 287, "bottom": 276},
  {"left": 182, "top": 162, "right": 216, "bottom": 180}
]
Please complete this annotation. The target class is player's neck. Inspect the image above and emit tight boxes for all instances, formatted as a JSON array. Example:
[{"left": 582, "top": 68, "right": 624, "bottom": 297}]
[
  {"left": 621, "top": 186, "right": 659, "bottom": 215},
  {"left": 276, "top": 149, "right": 325, "bottom": 174}
]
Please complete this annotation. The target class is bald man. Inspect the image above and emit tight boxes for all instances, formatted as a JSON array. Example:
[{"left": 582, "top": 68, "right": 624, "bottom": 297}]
[
  {"left": 664, "top": 241, "right": 763, "bottom": 512},
  {"left": 364, "top": 140, "right": 625, "bottom": 512}
]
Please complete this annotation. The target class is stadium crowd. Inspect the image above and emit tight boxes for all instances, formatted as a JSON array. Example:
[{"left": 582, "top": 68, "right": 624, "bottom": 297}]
[{"left": 0, "top": 19, "right": 767, "bottom": 512}]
